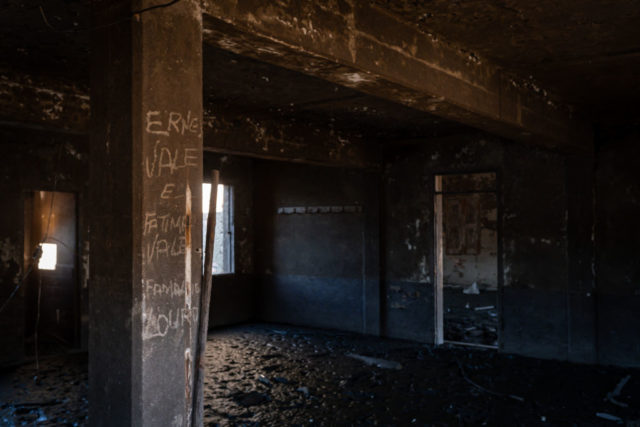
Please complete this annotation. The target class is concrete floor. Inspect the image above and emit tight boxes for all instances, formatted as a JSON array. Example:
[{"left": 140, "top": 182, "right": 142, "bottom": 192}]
[{"left": 1, "top": 323, "right": 639, "bottom": 425}]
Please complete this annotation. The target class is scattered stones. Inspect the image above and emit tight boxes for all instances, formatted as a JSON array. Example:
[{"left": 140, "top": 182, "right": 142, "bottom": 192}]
[
  {"left": 1, "top": 323, "right": 639, "bottom": 425},
  {"left": 231, "top": 391, "right": 270, "bottom": 407},
  {"left": 257, "top": 375, "right": 271, "bottom": 386},
  {"left": 346, "top": 353, "right": 403, "bottom": 370}
]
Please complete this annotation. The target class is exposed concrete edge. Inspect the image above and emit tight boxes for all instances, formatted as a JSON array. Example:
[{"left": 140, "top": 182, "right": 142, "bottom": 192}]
[
  {"left": 0, "top": 73, "right": 90, "bottom": 133},
  {"left": 202, "top": 0, "right": 593, "bottom": 153},
  {"left": 203, "top": 112, "right": 381, "bottom": 169},
  {"left": 0, "top": 75, "right": 378, "bottom": 167}
]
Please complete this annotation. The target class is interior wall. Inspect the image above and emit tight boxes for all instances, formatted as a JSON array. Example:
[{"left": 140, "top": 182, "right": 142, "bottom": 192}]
[
  {"left": 1, "top": 122, "right": 634, "bottom": 369},
  {"left": 0, "top": 126, "right": 89, "bottom": 365},
  {"left": 443, "top": 190, "right": 498, "bottom": 289},
  {"left": 595, "top": 129, "right": 640, "bottom": 367},
  {"left": 382, "top": 133, "right": 597, "bottom": 363},
  {"left": 203, "top": 153, "right": 255, "bottom": 327},
  {"left": 253, "top": 160, "right": 380, "bottom": 334}
]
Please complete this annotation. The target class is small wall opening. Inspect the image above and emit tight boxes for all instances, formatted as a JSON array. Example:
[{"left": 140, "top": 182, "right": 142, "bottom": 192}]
[
  {"left": 24, "top": 190, "right": 79, "bottom": 352},
  {"left": 202, "top": 183, "right": 234, "bottom": 275}
]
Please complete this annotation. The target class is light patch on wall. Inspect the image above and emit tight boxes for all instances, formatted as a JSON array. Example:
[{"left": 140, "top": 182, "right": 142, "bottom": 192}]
[
  {"left": 38, "top": 243, "right": 57, "bottom": 270},
  {"left": 202, "top": 183, "right": 224, "bottom": 214}
]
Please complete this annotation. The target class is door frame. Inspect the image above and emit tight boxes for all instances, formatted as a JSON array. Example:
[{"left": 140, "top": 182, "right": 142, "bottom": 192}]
[
  {"left": 23, "top": 189, "right": 81, "bottom": 348},
  {"left": 433, "top": 171, "right": 503, "bottom": 349}
]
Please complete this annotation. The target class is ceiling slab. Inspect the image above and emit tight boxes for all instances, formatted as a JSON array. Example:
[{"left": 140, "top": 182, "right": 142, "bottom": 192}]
[
  {"left": 203, "top": 0, "right": 593, "bottom": 153},
  {"left": 371, "top": 0, "right": 640, "bottom": 123}
]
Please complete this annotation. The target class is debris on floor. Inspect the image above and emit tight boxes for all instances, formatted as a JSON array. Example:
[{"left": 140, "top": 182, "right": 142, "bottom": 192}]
[
  {"left": 596, "top": 412, "right": 624, "bottom": 423},
  {"left": 345, "top": 353, "right": 403, "bottom": 370},
  {"left": 606, "top": 375, "right": 631, "bottom": 408},
  {"left": 1, "top": 323, "right": 639, "bottom": 426},
  {"left": 444, "top": 286, "right": 498, "bottom": 346},
  {"left": 0, "top": 352, "right": 88, "bottom": 426},
  {"left": 462, "top": 282, "right": 480, "bottom": 295}
]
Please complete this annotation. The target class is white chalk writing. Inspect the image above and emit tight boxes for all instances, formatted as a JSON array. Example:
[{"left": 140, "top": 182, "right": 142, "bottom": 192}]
[
  {"left": 143, "top": 278, "right": 194, "bottom": 298},
  {"left": 143, "top": 233, "right": 186, "bottom": 264},
  {"left": 146, "top": 110, "right": 200, "bottom": 136},
  {"left": 144, "top": 141, "right": 199, "bottom": 178},
  {"left": 143, "top": 212, "right": 187, "bottom": 235},
  {"left": 142, "top": 305, "right": 199, "bottom": 339}
]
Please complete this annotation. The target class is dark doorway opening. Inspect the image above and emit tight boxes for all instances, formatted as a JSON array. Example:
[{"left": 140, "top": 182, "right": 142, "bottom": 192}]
[
  {"left": 434, "top": 173, "right": 499, "bottom": 348},
  {"left": 24, "top": 191, "right": 79, "bottom": 355}
]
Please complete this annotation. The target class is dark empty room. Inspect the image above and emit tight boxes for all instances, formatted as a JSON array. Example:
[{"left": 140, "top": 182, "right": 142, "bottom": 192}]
[{"left": 1, "top": 1, "right": 639, "bottom": 425}]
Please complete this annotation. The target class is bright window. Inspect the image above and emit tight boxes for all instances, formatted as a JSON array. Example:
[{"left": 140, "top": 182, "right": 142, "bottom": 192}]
[
  {"left": 38, "top": 243, "right": 57, "bottom": 270},
  {"left": 202, "top": 183, "right": 234, "bottom": 274}
]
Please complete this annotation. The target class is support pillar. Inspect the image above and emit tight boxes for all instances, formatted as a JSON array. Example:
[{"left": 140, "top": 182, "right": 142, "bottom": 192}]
[{"left": 90, "top": 1, "right": 203, "bottom": 425}]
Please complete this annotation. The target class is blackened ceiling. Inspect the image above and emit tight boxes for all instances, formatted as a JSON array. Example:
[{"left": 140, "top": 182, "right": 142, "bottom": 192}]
[
  {"left": 0, "top": 0, "right": 90, "bottom": 85},
  {"left": 371, "top": 0, "right": 640, "bottom": 124},
  {"left": 2, "top": 0, "right": 640, "bottom": 130},
  {"left": 203, "top": 45, "right": 465, "bottom": 142}
]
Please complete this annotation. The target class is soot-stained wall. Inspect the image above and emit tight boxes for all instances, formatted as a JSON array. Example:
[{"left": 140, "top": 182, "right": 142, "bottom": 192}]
[
  {"left": 443, "top": 186, "right": 498, "bottom": 289},
  {"left": 203, "top": 153, "right": 255, "bottom": 327},
  {"left": 0, "top": 126, "right": 89, "bottom": 365},
  {"left": 382, "top": 134, "right": 597, "bottom": 363},
  {"left": 254, "top": 161, "right": 380, "bottom": 334},
  {"left": 596, "top": 129, "right": 640, "bottom": 368}
]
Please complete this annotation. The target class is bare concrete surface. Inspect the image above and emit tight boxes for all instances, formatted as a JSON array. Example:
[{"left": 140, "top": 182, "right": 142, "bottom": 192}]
[{"left": 2, "top": 323, "right": 640, "bottom": 425}]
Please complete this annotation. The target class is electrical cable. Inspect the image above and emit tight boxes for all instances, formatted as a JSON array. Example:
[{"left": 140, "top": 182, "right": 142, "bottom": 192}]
[
  {"left": 39, "top": 0, "right": 182, "bottom": 33},
  {"left": 0, "top": 247, "right": 42, "bottom": 315}
]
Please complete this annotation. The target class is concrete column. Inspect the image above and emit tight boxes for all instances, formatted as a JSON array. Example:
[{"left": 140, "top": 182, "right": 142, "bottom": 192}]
[{"left": 90, "top": 1, "right": 203, "bottom": 425}]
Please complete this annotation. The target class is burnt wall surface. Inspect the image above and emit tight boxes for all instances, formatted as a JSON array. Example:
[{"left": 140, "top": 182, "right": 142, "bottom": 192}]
[
  {"left": 253, "top": 161, "right": 380, "bottom": 334},
  {"left": 596, "top": 130, "right": 640, "bottom": 368},
  {"left": 443, "top": 190, "right": 498, "bottom": 289},
  {"left": 0, "top": 127, "right": 89, "bottom": 365},
  {"left": 203, "top": 153, "right": 255, "bottom": 327},
  {"left": 383, "top": 134, "right": 598, "bottom": 363}
]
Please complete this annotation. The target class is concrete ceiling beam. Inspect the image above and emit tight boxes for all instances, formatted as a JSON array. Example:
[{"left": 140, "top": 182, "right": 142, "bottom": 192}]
[
  {"left": 202, "top": 0, "right": 593, "bottom": 153},
  {"left": 0, "top": 73, "right": 89, "bottom": 134}
]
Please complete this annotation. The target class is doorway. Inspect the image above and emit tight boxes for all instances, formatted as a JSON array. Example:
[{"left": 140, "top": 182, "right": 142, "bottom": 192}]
[
  {"left": 434, "top": 173, "right": 499, "bottom": 348},
  {"left": 24, "top": 191, "right": 79, "bottom": 353}
]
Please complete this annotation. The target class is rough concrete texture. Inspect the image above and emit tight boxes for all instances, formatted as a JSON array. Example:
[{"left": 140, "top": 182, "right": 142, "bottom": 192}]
[{"left": 89, "top": 1, "right": 204, "bottom": 425}]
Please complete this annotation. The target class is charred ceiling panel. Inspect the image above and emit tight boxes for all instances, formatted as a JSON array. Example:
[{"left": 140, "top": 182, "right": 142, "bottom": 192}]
[{"left": 371, "top": 0, "right": 640, "bottom": 123}]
